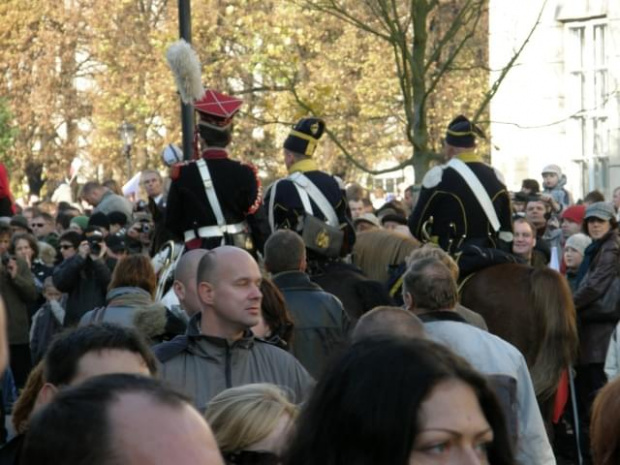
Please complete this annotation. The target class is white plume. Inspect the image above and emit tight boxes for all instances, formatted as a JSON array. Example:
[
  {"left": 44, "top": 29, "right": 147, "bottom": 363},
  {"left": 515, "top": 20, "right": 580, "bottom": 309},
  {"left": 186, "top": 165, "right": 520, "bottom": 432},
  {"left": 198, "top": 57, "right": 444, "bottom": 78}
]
[{"left": 166, "top": 39, "right": 205, "bottom": 104}]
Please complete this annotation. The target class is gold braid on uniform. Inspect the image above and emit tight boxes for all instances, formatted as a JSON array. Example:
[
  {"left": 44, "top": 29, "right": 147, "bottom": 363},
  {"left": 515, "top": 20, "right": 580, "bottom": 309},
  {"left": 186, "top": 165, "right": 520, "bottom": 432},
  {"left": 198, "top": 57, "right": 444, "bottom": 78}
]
[{"left": 243, "top": 161, "right": 263, "bottom": 215}]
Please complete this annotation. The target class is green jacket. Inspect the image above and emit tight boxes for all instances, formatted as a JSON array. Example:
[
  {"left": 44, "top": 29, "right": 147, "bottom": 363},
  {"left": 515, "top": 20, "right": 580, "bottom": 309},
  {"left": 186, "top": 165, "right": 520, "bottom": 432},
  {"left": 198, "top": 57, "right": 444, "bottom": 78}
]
[{"left": 0, "top": 257, "right": 37, "bottom": 344}]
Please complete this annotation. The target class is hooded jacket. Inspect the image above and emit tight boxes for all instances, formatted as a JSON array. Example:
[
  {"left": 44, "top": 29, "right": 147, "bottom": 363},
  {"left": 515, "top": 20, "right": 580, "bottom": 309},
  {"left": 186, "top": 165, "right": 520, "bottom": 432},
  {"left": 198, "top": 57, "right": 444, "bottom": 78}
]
[
  {"left": 154, "top": 314, "right": 313, "bottom": 412},
  {"left": 79, "top": 286, "right": 185, "bottom": 343}
]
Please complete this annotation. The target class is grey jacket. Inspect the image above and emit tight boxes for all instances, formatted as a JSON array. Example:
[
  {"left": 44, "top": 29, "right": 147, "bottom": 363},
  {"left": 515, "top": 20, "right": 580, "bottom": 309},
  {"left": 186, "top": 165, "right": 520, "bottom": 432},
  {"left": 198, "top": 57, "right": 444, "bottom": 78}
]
[
  {"left": 93, "top": 190, "right": 133, "bottom": 219},
  {"left": 422, "top": 312, "right": 555, "bottom": 465},
  {"left": 154, "top": 314, "right": 313, "bottom": 412}
]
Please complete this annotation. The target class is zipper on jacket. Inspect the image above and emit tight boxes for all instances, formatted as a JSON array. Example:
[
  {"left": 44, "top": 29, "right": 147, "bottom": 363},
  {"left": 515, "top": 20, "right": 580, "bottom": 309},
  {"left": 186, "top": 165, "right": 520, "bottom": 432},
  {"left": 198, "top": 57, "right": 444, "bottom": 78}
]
[{"left": 225, "top": 344, "right": 232, "bottom": 388}]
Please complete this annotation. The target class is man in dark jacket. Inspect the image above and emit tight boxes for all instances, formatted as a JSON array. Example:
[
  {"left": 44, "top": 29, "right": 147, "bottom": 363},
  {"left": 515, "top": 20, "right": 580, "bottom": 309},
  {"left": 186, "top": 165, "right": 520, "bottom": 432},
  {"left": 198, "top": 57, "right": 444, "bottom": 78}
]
[
  {"left": 264, "top": 230, "right": 349, "bottom": 377},
  {"left": 154, "top": 246, "right": 312, "bottom": 411},
  {"left": 52, "top": 234, "right": 111, "bottom": 326}
]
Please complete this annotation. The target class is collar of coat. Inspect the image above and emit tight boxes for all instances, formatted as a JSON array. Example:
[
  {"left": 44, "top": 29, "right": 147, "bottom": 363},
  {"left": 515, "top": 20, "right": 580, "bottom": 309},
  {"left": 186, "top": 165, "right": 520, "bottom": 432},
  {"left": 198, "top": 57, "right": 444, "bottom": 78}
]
[
  {"left": 417, "top": 310, "right": 468, "bottom": 324},
  {"left": 201, "top": 148, "right": 230, "bottom": 160},
  {"left": 272, "top": 270, "right": 322, "bottom": 291},
  {"left": 186, "top": 312, "right": 254, "bottom": 349},
  {"left": 288, "top": 158, "right": 318, "bottom": 174},
  {"left": 455, "top": 152, "right": 483, "bottom": 163}
]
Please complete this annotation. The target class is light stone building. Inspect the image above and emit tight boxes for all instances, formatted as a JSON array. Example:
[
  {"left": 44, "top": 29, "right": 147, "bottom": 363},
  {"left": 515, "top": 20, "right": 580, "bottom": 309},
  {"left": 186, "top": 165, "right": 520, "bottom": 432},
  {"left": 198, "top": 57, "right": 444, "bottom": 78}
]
[{"left": 489, "top": 0, "right": 620, "bottom": 199}]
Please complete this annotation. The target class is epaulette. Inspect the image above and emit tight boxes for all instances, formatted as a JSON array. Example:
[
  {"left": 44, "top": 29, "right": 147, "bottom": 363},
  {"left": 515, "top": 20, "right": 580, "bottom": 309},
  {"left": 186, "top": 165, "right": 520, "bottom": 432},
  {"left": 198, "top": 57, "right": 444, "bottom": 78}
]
[
  {"left": 422, "top": 165, "right": 445, "bottom": 189},
  {"left": 242, "top": 161, "right": 263, "bottom": 215},
  {"left": 333, "top": 175, "right": 346, "bottom": 190},
  {"left": 493, "top": 166, "right": 506, "bottom": 184},
  {"left": 169, "top": 161, "right": 190, "bottom": 181}
]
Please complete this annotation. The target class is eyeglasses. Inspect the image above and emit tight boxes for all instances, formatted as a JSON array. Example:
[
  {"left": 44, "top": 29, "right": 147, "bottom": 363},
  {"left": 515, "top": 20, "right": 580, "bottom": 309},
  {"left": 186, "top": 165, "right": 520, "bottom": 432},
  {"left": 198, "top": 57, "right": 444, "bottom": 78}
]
[
  {"left": 59, "top": 244, "right": 75, "bottom": 250},
  {"left": 31, "top": 223, "right": 45, "bottom": 228}
]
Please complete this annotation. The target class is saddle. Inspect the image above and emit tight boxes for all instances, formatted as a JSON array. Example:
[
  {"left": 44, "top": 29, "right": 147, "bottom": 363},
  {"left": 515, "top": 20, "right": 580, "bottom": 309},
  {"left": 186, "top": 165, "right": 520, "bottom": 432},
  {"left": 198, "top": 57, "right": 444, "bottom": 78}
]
[{"left": 456, "top": 244, "right": 524, "bottom": 281}]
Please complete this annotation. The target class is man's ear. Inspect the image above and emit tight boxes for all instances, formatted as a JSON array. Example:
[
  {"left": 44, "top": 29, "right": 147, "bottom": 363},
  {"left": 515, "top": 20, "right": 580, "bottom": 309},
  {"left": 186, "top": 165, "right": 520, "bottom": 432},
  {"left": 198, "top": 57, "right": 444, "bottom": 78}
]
[
  {"left": 36, "top": 383, "right": 59, "bottom": 408},
  {"left": 197, "top": 281, "right": 214, "bottom": 306},
  {"left": 403, "top": 291, "right": 414, "bottom": 310},
  {"left": 299, "top": 252, "right": 307, "bottom": 272},
  {"left": 172, "top": 280, "right": 185, "bottom": 300}
]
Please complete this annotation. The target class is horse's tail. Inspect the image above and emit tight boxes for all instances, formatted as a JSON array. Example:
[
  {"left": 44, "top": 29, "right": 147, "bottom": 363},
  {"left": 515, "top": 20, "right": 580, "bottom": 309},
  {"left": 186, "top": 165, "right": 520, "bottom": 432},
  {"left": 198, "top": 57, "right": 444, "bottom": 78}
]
[{"left": 529, "top": 267, "right": 578, "bottom": 403}]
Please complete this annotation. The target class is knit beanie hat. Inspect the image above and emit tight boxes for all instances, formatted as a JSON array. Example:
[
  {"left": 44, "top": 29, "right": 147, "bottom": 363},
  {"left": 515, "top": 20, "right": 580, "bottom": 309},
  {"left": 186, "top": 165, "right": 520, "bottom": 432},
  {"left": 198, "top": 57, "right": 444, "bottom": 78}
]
[
  {"left": 542, "top": 164, "right": 562, "bottom": 176},
  {"left": 561, "top": 205, "right": 586, "bottom": 224},
  {"left": 70, "top": 216, "right": 89, "bottom": 231},
  {"left": 565, "top": 233, "right": 592, "bottom": 256}
]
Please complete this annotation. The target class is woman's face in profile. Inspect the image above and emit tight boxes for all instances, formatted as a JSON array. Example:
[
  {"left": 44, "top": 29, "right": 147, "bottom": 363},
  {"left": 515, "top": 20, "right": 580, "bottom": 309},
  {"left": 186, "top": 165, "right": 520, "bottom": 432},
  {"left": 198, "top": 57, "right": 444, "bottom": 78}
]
[{"left": 409, "top": 380, "right": 493, "bottom": 465}]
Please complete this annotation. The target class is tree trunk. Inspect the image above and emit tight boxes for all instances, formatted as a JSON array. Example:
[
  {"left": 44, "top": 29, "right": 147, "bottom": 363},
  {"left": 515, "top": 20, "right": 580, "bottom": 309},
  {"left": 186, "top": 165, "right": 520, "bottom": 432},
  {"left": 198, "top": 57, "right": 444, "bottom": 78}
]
[{"left": 412, "top": 151, "right": 432, "bottom": 185}]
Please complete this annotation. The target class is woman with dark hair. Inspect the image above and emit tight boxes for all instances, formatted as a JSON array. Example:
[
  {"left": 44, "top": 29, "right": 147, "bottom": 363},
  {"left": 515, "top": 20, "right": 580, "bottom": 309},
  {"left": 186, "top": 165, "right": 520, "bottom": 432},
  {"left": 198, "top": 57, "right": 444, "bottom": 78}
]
[
  {"left": 252, "top": 279, "right": 294, "bottom": 350},
  {"left": 572, "top": 201, "right": 620, "bottom": 452},
  {"left": 283, "top": 338, "right": 514, "bottom": 465},
  {"left": 79, "top": 255, "right": 183, "bottom": 343},
  {"left": 10, "top": 233, "right": 53, "bottom": 295}
]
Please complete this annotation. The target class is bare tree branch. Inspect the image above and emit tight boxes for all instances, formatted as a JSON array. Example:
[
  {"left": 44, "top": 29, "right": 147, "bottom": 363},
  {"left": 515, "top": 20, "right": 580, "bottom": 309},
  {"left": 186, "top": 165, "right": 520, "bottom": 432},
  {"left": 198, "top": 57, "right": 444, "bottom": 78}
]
[{"left": 299, "top": 0, "right": 392, "bottom": 41}]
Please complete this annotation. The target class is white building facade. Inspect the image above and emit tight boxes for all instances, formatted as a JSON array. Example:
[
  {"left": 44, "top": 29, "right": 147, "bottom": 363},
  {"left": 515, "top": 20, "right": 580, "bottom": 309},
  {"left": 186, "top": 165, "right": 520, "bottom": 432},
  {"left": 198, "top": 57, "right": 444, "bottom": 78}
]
[{"left": 489, "top": 0, "right": 620, "bottom": 199}]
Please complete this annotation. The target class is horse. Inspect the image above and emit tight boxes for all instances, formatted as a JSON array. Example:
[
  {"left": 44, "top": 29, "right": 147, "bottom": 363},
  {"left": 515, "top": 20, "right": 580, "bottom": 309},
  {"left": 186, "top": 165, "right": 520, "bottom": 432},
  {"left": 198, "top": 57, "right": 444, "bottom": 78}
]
[
  {"left": 353, "top": 229, "right": 421, "bottom": 284},
  {"left": 459, "top": 263, "right": 579, "bottom": 421},
  {"left": 310, "top": 260, "right": 394, "bottom": 322}
]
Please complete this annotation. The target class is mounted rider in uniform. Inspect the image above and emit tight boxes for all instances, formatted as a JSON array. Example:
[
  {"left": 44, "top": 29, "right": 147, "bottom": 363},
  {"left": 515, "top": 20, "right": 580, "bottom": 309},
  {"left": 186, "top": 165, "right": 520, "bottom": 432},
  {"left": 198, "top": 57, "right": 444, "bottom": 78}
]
[
  {"left": 164, "top": 40, "right": 269, "bottom": 253},
  {"left": 408, "top": 115, "right": 513, "bottom": 255},
  {"left": 264, "top": 117, "right": 355, "bottom": 267}
]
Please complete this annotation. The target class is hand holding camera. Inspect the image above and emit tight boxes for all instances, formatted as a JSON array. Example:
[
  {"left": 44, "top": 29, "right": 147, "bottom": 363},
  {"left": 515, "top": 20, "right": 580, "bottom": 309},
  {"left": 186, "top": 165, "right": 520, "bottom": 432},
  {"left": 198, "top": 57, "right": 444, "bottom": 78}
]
[
  {"left": 2, "top": 254, "right": 18, "bottom": 279},
  {"left": 78, "top": 241, "right": 91, "bottom": 259}
]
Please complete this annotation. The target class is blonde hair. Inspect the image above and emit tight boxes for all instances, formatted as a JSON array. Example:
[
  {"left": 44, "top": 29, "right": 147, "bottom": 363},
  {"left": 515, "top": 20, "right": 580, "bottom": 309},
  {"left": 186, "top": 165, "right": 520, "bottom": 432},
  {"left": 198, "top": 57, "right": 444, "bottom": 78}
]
[
  {"left": 205, "top": 383, "right": 298, "bottom": 453},
  {"left": 406, "top": 244, "right": 459, "bottom": 281},
  {"left": 38, "top": 241, "right": 57, "bottom": 267}
]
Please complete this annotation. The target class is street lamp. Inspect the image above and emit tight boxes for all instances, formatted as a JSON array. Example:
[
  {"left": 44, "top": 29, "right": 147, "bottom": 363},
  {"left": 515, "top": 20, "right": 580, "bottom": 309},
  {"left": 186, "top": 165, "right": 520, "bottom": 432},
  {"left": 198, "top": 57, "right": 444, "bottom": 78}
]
[{"left": 118, "top": 121, "right": 136, "bottom": 175}]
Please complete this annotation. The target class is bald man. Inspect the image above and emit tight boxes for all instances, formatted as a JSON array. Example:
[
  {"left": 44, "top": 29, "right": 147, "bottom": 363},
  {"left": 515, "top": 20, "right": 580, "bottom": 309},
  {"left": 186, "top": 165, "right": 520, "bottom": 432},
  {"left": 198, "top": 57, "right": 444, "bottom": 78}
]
[
  {"left": 173, "top": 249, "right": 209, "bottom": 318},
  {"left": 154, "top": 246, "right": 312, "bottom": 411},
  {"left": 351, "top": 306, "right": 426, "bottom": 342}
]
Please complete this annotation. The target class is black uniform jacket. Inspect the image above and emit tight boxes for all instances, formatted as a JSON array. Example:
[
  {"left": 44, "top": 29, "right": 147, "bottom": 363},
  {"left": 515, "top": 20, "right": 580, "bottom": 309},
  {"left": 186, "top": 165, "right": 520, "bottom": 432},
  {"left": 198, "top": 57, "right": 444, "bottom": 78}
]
[
  {"left": 408, "top": 152, "right": 512, "bottom": 253},
  {"left": 165, "top": 148, "right": 269, "bottom": 252},
  {"left": 264, "top": 160, "right": 355, "bottom": 256}
]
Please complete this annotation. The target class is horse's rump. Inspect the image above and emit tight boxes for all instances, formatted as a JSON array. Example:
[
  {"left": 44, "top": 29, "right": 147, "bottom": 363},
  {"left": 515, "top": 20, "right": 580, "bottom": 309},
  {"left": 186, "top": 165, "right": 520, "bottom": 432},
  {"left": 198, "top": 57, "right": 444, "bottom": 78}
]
[{"left": 460, "top": 263, "right": 577, "bottom": 410}]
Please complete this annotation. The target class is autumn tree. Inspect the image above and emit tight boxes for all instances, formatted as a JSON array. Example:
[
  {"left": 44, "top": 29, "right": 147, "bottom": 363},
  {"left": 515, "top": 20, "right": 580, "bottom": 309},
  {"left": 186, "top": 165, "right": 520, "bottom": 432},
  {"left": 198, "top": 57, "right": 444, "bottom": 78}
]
[{"left": 0, "top": 0, "right": 533, "bottom": 196}]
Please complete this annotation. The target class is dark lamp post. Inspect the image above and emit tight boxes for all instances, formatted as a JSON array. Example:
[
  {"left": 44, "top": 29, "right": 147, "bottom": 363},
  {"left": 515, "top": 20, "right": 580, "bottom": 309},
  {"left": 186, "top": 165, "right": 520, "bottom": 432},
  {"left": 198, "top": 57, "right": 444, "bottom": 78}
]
[{"left": 118, "top": 121, "right": 136, "bottom": 175}]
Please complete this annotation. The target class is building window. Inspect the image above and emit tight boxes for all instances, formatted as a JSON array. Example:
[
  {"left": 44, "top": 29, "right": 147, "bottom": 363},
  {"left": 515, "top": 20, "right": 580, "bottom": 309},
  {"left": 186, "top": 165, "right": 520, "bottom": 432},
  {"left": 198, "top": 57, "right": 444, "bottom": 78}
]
[{"left": 565, "top": 20, "right": 608, "bottom": 192}]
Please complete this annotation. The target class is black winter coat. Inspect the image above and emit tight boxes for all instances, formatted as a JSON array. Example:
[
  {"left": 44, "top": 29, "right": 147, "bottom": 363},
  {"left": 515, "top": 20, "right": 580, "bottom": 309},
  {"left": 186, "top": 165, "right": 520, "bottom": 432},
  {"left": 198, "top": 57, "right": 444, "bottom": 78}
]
[
  {"left": 52, "top": 255, "right": 111, "bottom": 327},
  {"left": 574, "top": 230, "right": 620, "bottom": 364},
  {"left": 273, "top": 271, "right": 349, "bottom": 377}
]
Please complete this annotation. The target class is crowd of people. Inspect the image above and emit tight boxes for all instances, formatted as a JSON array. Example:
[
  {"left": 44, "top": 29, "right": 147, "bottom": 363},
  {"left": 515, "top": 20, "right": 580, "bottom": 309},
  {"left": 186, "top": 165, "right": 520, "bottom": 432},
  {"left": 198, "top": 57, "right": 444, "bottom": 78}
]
[{"left": 0, "top": 40, "right": 619, "bottom": 465}]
